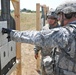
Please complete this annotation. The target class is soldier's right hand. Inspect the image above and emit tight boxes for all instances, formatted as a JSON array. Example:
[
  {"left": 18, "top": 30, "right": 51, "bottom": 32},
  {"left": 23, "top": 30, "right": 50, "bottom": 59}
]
[{"left": 2, "top": 28, "right": 12, "bottom": 34}]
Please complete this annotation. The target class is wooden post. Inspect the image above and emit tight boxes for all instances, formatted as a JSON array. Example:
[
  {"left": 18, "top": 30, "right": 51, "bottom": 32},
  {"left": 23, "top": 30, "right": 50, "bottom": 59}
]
[
  {"left": 36, "top": 3, "right": 40, "bottom": 31},
  {"left": 36, "top": 3, "right": 49, "bottom": 72},
  {"left": 11, "top": 0, "right": 22, "bottom": 75},
  {"left": 46, "top": 6, "right": 49, "bottom": 13},
  {"left": 36, "top": 3, "right": 41, "bottom": 71}
]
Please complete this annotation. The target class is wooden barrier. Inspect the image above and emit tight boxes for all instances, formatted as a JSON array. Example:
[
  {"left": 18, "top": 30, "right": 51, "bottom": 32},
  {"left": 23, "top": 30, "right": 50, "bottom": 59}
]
[
  {"left": 11, "top": 0, "right": 21, "bottom": 75},
  {"left": 36, "top": 3, "right": 49, "bottom": 71},
  {"left": 2, "top": 1, "right": 49, "bottom": 74}
]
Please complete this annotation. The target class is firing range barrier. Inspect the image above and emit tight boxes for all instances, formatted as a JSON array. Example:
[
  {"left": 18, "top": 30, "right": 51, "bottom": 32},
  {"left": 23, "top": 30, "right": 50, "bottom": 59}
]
[{"left": 0, "top": 1, "right": 49, "bottom": 75}]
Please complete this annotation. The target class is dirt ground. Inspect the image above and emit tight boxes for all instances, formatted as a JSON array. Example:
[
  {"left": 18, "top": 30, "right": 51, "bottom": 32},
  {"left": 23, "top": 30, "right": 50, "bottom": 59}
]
[
  {"left": 11, "top": 43, "right": 40, "bottom": 75},
  {"left": 21, "top": 44, "right": 40, "bottom": 75}
]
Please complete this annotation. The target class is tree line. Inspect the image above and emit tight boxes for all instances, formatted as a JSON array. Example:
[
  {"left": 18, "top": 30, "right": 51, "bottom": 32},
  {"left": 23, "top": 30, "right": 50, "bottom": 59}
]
[{"left": 11, "top": 8, "right": 36, "bottom": 13}]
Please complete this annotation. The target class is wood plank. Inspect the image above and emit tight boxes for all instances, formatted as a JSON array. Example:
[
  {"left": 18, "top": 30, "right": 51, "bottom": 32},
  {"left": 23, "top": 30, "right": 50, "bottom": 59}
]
[
  {"left": 36, "top": 3, "right": 41, "bottom": 71},
  {"left": 11, "top": 0, "right": 20, "bottom": 2},
  {"left": 11, "top": 1, "right": 21, "bottom": 75}
]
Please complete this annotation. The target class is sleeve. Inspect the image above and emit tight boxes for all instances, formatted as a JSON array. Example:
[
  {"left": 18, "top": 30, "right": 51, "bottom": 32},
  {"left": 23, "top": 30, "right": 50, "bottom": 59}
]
[
  {"left": 10, "top": 30, "right": 43, "bottom": 47},
  {"left": 10, "top": 27, "right": 70, "bottom": 49},
  {"left": 34, "top": 46, "right": 42, "bottom": 54}
]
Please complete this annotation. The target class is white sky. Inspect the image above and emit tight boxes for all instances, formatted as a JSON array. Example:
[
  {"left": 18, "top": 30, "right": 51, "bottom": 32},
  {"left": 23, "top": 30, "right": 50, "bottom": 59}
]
[
  {"left": 20, "top": 0, "right": 76, "bottom": 10},
  {"left": 10, "top": 0, "right": 75, "bottom": 10},
  {"left": 0, "top": 0, "right": 76, "bottom": 10},
  {"left": 19, "top": 0, "right": 64, "bottom": 10}
]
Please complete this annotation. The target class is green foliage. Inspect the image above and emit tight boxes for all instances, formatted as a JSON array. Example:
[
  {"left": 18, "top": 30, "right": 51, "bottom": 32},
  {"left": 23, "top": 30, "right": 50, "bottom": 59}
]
[{"left": 20, "top": 8, "right": 36, "bottom": 13}]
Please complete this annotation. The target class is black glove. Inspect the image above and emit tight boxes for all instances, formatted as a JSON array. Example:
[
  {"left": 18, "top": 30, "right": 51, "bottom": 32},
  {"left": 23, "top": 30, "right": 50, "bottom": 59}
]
[{"left": 2, "top": 28, "right": 12, "bottom": 34}]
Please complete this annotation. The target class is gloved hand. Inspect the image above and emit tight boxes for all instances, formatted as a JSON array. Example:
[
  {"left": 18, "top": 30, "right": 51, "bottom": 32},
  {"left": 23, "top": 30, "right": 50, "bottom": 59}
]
[
  {"left": 35, "top": 53, "right": 38, "bottom": 59},
  {"left": 2, "top": 28, "right": 12, "bottom": 34}
]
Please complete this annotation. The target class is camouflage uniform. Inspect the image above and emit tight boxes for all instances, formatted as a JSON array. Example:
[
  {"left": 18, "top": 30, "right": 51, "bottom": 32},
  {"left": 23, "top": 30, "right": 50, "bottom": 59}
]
[
  {"left": 34, "top": 23, "right": 60, "bottom": 75},
  {"left": 2, "top": 2, "right": 76, "bottom": 75},
  {"left": 34, "top": 10, "right": 60, "bottom": 75},
  {"left": 34, "top": 9, "right": 59, "bottom": 56},
  {"left": 10, "top": 22, "right": 76, "bottom": 75}
]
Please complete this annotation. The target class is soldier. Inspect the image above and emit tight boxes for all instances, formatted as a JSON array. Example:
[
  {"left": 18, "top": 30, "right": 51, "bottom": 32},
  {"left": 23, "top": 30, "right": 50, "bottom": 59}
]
[
  {"left": 2, "top": 1, "right": 76, "bottom": 75},
  {"left": 43, "top": 9, "right": 60, "bottom": 30},
  {"left": 34, "top": 9, "right": 60, "bottom": 75}
]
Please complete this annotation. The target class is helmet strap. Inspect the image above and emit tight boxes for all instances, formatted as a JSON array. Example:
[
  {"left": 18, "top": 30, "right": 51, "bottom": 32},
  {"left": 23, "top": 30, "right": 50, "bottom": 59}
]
[{"left": 61, "top": 13, "right": 64, "bottom": 26}]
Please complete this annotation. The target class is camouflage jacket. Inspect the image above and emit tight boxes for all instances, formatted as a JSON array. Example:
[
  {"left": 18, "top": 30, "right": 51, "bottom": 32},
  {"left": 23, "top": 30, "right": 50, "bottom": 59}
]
[
  {"left": 10, "top": 21, "right": 76, "bottom": 75},
  {"left": 34, "top": 23, "right": 60, "bottom": 55}
]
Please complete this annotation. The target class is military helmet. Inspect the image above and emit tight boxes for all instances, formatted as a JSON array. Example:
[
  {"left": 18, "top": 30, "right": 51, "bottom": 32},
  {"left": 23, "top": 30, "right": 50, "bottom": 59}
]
[
  {"left": 47, "top": 9, "right": 58, "bottom": 19},
  {"left": 55, "top": 2, "right": 76, "bottom": 14}
]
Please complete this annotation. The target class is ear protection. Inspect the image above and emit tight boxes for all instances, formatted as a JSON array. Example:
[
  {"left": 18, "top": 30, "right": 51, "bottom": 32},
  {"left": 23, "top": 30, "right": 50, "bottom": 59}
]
[{"left": 65, "top": 14, "right": 73, "bottom": 19}]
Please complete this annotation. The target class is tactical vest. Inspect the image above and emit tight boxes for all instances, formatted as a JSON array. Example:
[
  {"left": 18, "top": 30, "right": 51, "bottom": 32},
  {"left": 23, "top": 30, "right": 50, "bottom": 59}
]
[{"left": 53, "top": 24, "right": 76, "bottom": 75}]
